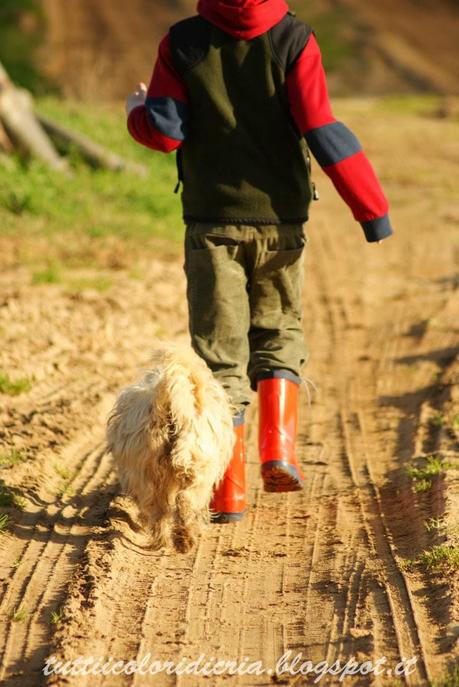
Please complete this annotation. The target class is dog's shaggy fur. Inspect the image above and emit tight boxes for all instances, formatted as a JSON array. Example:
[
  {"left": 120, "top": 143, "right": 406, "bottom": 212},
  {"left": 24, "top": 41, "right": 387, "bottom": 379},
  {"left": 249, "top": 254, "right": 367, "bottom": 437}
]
[{"left": 106, "top": 343, "right": 235, "bottom": 553}]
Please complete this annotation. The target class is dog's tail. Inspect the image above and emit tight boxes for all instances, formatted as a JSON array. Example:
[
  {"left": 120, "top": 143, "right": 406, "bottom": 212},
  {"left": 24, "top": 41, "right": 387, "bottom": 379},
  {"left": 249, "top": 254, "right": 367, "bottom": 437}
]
[{"left": 150, "top": 343, "right": 211, "bottom": 416}]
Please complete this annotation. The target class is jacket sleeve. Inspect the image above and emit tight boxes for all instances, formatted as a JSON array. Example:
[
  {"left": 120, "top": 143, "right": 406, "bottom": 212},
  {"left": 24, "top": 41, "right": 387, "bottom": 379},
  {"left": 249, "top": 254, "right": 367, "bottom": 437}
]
[
  {"left": 127, "top": 34, "right": 190, "bottom": 153},
  {"left": 286, "top": 33, "right": 393, "bottom": 242}
]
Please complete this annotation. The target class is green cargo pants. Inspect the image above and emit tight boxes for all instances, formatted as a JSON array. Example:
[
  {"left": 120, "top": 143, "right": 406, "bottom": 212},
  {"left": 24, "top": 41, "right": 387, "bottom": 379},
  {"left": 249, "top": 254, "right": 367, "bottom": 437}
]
[{"left": 183, "top": 223, "right": 308, "bottom": 413}]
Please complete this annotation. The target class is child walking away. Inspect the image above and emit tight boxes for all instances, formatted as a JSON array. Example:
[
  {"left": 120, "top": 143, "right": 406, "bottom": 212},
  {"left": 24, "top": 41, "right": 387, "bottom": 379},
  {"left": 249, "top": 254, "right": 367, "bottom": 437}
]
[{"left": 126, "top": 0, "right": 393, "bottom": 523}]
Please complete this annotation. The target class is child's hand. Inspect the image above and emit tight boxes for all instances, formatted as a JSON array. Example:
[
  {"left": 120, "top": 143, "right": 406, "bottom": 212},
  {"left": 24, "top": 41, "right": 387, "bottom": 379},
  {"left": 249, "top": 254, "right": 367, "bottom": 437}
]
[{"left": 125, "top": 83, "right": 147, "bottom": 116}]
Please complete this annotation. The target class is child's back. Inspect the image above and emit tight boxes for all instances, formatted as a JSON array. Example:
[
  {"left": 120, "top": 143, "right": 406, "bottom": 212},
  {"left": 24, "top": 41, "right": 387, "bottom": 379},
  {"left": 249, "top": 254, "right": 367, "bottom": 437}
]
[{"left": 126, "top": 0, "right": 393, "bottom": 521}]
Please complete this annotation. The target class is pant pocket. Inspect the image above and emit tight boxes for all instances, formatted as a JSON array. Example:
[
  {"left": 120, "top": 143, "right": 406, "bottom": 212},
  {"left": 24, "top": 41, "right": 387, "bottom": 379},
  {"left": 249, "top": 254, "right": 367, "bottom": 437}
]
[{"left": 263, "top": 225, "right": 307, "bottom": 253}]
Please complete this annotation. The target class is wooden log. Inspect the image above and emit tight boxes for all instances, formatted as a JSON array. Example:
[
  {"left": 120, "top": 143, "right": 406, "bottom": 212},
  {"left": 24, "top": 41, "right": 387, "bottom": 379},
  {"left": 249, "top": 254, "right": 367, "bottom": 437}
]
[
  {"left": 0, "top": 62, "right": 10, "bottom": 91},
  {"left": 36, "top": 113, "right": 148, "bottom": 177},
  {"left": 0, "top": 62, "right": 67, "bottom": 171},
  {"left": 0, "top": 62, "right": 146, "bottom": 176}
]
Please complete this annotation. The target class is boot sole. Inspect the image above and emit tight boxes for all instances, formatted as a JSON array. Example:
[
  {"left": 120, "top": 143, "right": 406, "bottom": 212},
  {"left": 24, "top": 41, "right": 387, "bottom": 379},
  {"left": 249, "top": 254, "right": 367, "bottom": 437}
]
[
  {"left": 210, "top": 511, "right": 245, "bottom": 524},
  {"left": 261, "top": 461, "right": 304, "bottom": 493}
]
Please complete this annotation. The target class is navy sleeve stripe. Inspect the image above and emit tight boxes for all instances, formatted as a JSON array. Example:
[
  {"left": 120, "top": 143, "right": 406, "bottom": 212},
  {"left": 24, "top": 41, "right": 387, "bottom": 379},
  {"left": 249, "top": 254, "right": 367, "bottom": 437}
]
[
  {"left": 361, "top": 214, "right": 394, "bottom": 242},
  {"left": 145, "top": 96, "right": 189, "bottom": 141},
  {"left": 305, "top": 121, "right": 362, "bottom": 167}
]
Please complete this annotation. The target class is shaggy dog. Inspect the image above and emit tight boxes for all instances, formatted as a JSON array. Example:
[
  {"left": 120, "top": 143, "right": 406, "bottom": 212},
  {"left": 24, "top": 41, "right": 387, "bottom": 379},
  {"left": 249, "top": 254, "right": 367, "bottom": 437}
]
[{"left": 106, "top": 343, "right": 235, "bottom": 553}]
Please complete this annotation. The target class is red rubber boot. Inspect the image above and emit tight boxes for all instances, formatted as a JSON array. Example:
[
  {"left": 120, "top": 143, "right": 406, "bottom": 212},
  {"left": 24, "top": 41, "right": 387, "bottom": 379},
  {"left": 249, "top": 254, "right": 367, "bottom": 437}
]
[
  {"left": 258, "top": 376, "right": 304, "bottom": 492},
  {"left": 210, "top": 421, "right": 246, "bottom": 523}
]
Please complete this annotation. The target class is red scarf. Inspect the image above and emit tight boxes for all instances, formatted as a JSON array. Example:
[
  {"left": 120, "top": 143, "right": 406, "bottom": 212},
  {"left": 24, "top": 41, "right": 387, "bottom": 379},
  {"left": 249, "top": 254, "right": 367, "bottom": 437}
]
[{"left": 197, "top": 0, "right": 289, "bottom": 40}]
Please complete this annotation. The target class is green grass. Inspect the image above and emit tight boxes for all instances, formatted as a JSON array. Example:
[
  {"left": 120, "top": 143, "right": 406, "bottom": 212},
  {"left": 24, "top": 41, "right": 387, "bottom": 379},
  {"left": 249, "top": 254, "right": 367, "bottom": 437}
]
[
  {"left": 418, "top": 545, "right": 459, "bottom": 574},
  {"left": 53, "top": 463, "right": 73, "bottom": 481},
  {"left": 57, "top": 484, "right": 75, "bottom": 500},
  {"left": 0, "top": 372, "right": 32, "bottom": 396},
  {"left": 429, "top": 413, "right": 447, "bottom": 428},
  {"left": 10, "top": 605, "right": 27, "bottom": 622},
  {"left": 378, "top": 94, "right": 443, "bottom": 116},
  {"left": 406, "top": 454, "right": 453, "bottom": 492},
  {"left": 32, "top": 263, "right": 63, "bottom": 285},
  {"left": 54, "top": 462, "right": 76, "bottom": 500},
  {"left": 430, "top": 665, "right": 459, "bottom": 687},
  {"left": 56, "top": 471, "right": 76, "bottom": 499},
  {"left": 0, "top": 480, "right": 26, "bottom": 509},
  {"left": 401, "top": 546, "right": 459, "bottom": 575},
  {"left": 0, "top": 449, "right": 27, "bottom": 469},
  {"left": 50, "top": 607, "right": 64, "bottom": 626},
  {"left": 0, "top": 513, "right": 9, "bottom": 534},
  {"left": 0, "top": 98, "right": 184, "bottom": 266},
  {"left": 31, "top": 263, "right": 113, "bottom": 292},
  {"left": 424, "top": 517, "right": 446, "bottom": 533},
  {"left": 65, "top": 276, "right": 113, "bottom": 293}
]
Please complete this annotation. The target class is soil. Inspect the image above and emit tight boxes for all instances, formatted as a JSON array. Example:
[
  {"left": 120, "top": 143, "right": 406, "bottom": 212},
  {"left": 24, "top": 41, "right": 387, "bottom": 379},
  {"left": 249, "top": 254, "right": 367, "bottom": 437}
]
[{"left": 0, "top": 100, "right": 458, "bottom": 686}]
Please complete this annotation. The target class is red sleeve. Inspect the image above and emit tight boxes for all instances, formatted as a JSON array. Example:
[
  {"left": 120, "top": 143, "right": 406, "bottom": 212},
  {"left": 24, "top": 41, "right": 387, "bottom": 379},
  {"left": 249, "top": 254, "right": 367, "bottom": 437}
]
[
  {"left": 127, "top": 34, "right": 190, "bottom": 154},
  {"left": 287, "top": 34, "right": 393, "bottom": 242}
]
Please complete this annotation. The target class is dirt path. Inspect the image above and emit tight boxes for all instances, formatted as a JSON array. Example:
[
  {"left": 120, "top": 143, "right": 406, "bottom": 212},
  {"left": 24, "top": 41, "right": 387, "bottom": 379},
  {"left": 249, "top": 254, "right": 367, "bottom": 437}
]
[{"left": 0, "top": 101, "right": 458, "bottom": 686}]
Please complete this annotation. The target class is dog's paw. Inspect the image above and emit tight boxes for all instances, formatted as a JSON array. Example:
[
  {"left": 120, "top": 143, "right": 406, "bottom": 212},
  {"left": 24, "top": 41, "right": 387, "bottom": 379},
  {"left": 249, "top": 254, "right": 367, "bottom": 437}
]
[
  {"left": 146, "top": 520, "right": 170, "bottom": 551},
  {"left": 172, "top": 526, "right": 195, "bottom": 554}
]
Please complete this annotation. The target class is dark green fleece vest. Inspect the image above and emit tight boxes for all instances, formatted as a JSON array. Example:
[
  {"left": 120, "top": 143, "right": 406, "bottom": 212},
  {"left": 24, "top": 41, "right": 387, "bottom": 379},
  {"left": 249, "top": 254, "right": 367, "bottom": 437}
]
[{"left": 170, "top": 14, "right": 313, "bottom": 224}]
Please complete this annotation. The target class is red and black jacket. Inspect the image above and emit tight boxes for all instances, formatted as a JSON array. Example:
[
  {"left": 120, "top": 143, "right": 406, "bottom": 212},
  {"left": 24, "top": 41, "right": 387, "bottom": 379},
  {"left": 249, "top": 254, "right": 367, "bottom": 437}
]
[{"left": 128, "top": 0, "right": 393, "bottom": 241}]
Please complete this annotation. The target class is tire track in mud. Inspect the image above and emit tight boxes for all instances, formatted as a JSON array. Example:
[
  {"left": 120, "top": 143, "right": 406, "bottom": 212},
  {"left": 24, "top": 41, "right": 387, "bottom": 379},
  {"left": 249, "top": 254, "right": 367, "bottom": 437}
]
[
  {"left": 309, "top": 219, "right": 458, "bottom": 684},
  {"left": 0, "top": 393, "right": 117, "bottom": 686},
  {"left": 0, "top": 258, "right": 190, "bottom": 686}
]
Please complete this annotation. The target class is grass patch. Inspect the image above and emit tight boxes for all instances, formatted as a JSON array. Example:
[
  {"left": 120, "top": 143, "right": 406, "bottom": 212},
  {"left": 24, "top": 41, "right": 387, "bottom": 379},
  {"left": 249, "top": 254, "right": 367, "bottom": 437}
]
[
  {"left": 0, "top": 372, "right": 33, "bottom": 396},
  {"left": 57, "top": 482, "right": 76, "bottom": 500},
  {"left": 10, "top": 605, "right": 27, "bottom": 622},
  {"left": 406, "top": 454, "right": 453, "bottom": 492},
  {"left": 53, "top": 463, "right": 73, "bottom": 481},
  {"left": 0, "top": 449, "right": 27, "bottom": 469},
  {"left": 429, "top": 413, "right": 447, "bottom": 428},
  {"left": 55, "top": 464, "right": 76, "bottom": 499},
  {"left": 32, "top": 263, "right": 63, "bottom": 285},
  {"left": 378, "top": 94, "right": 442, "bottom": 116},
  {"left": 424, "top": 517, "right": 446, "bottom": 533},
  {"left": 400, "top": 546, "right": 459, "bottom": 575},
  {"left": 0, "top": 98, "right": 184, "bottom": 267},
  {"left": 430, "top": 665, "right": 459, "bottom": 687},
  {"left": 4, "top": 190, "right": 34, "bottom": 215},
  {"left": 50, "top": 607, "right": 64, "bottom": 626},
  {"left": 66, "top": 276, "right": 112, "bottom": 293},
  {"left": 0, "top": 513, "right": 9, "bottom": 534},
  {"left": 418, "top": 545, "right": 459, "bottom": 574},
  {"left": 0, "top": 480, "right": 26, "bottom": 509}
]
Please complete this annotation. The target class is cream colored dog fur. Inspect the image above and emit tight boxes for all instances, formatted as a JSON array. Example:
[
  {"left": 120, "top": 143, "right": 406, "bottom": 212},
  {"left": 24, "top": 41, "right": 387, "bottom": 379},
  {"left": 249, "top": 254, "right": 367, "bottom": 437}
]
[{"left": 106, "top": 343, "right": 235, "bottom": 553}]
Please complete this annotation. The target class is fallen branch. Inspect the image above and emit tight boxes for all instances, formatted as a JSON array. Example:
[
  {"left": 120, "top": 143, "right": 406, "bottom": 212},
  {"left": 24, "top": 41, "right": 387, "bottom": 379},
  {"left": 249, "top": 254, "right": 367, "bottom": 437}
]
[
  {"left": 0, "top": 61, "right": 147, "bottom": 177},
  {"left": 0, "top": 62, "right": 67, "bottom": 172},
  {"left": 37, "top": 112, "right": 148, "bottom": 177}
]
